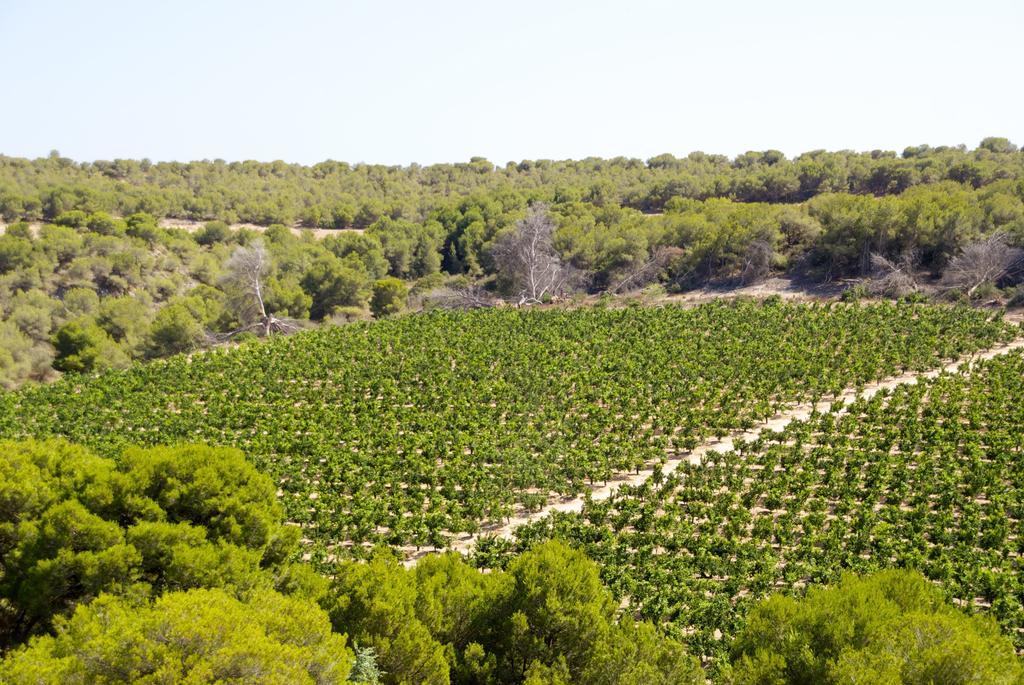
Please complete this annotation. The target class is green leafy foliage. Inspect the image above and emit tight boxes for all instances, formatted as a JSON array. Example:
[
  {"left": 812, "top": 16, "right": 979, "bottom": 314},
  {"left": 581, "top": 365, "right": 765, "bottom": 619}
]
[
  {"left": 0, "top": 588, "right": 353, "bottom": 684},
  {"left": 0, "top": 440, "right": 300, "bottom": 650},
  {"left": 731, "top": 570, "right": 1021, "bottom": 685},
  {"left": 145, "top": 302, "right": 206, "bottom": 356},
  {"left": 0, "top": 304, "right": 1010, "bottom": 561},
  {"left": 50, "top": 319, "right": 127, "bottom": 372},
  {"left": 3, "top": 144, "right": 1023, "bottom": 227},
  {"left": 495, "top": 347, "right": 1024, "bottom": 667},
  {"left": 325, "top": 541, "right": 702, "bottom": 685},
  {"left": 370, "top": 277, "right": 408, "bottom": 318},
  {"left": 0, "top": 215, "right": 395, "bottom": 387}
]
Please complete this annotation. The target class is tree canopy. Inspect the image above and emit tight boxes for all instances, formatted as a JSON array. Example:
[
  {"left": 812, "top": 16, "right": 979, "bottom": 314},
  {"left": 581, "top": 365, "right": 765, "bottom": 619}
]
[
  {"left": 0, "top": 440, "right": 306, "bottom": 650},
  {"left": 325, "top": 542, "right": 703, "bottom": 685},
  {"left": 1, "top": 588, "right": 353, "bottom": 685}
]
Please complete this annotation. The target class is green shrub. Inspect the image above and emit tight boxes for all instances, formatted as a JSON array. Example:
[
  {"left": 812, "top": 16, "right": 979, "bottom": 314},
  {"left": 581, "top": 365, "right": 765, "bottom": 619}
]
[
  {"left": 840, "top": 282, "right": 869, "bottom": 302},
  {"left": 370, "top": 277, "right": 408, "bottom": 318},
  {"left": 1, "top": 588, "right": 352, "bottom": 684},
  {"left": 731, "top": 570, "right": 1021, "bottom": 685}
]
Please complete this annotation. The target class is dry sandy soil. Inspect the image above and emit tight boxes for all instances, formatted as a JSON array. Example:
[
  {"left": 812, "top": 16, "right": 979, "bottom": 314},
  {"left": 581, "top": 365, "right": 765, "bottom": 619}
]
[
  {"left": 665, "top": 276, "right": 846, "bottom": 304},
  {"left": 155, "top": 218, "right": 362, "bottom": 239},
  {"left": 0, "top": 219, "right": 360, "bottom": 240}
]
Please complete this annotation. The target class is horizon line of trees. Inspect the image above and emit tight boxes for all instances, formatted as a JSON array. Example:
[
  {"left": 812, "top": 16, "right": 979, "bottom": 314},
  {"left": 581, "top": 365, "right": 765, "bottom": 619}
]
[{"left": 0, "top": 137, "right": 1020, "bottom": 227}]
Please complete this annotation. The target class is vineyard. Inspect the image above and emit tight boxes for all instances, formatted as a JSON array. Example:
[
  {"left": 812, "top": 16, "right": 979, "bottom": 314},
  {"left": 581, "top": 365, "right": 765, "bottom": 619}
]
[
  {"left": 0, "top": 302, "right": 1014, "bottom": 566},
  {"left": 493, "top": 347, "right": 1024, "bottom": 667}
]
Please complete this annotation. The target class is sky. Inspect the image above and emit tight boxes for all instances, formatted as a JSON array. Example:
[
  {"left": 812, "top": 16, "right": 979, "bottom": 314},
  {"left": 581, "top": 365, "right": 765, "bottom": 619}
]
[{"left": 1, "top": 0, "right": 1021, "bottom": 166}]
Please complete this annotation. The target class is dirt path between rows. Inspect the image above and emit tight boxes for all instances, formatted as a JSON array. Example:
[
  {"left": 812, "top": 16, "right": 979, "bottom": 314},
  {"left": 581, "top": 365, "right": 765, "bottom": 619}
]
[{"left": 403, "top": 335, "right": 1024, "bottom": 566}]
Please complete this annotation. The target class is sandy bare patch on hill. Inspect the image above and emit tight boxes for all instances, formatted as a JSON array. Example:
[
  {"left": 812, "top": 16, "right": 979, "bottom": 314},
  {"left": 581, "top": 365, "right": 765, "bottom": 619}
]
[
  {"left": 156, "top": 218, "right": 361, "bottom": 239},
  {"left": 0, "top": 219, "right": 359, "bottom": 240}
]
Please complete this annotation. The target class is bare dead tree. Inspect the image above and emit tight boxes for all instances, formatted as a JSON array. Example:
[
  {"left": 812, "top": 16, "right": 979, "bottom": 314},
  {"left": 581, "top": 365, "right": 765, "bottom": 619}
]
[
  {"left": 866, "top": 251, "right": 919, "bottom": 297},
  {"left": 941, "top": 233, "right": 1024, "bottom": 297},
  {"left": 217, "top": 241, "right": 302, "bottom": 339},
  {"left": 491, "top": 204, "right": 573, "bottom": 305},
  {"left": 610, "top": 246, "right": 683, "bottom": 294},
  {"left": 424, "top": 284, "right": 497, "bottom": 311}
]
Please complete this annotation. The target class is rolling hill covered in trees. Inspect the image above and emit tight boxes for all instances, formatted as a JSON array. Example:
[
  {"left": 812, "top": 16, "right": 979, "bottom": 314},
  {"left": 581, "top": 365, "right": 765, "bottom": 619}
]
[
  {"left": 3, "top": 139, "right": 1022, "bottom": 228},
  {"left": 3, "top": 139, "right": 1024, "bottom": 291},
  {"left": 2, "top": 139, "right": 1024, "bottom": 391}
]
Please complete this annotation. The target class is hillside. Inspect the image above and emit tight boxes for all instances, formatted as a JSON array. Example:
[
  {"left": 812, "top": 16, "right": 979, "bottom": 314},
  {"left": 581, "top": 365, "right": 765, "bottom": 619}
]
[
  {"left": 0, "top": 302, "right": 1014, "bottom": 559},
  {"left": 3, "top": 141, "right": 1024, "bottom": 395}
]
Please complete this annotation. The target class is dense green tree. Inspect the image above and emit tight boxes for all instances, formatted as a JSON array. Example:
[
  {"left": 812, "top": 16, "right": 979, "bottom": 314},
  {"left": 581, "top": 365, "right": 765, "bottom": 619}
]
[
  {"left": 50, "top": 319, "right": 126, "bottom": 373},
  {"left": 265, "top": 275, "right": 313, "bottom": 319},
  {"left": 52, "top": 210, "right": 88, "bottom": 228},
  {"left": 730, "top": 570, "right": 1022, "bottom": 685},
  {"left": 326, "top": 542, "right": 701, "bottom": 685},
  {"left": 145, "top": 302, "right": 205, "bottom": 357},
  {"left": 323, "top": 232, "right": 390, "bottom": 280},
  {"left": 124, "top": 211, "right": 161, "bottom": 241},
  {"left": 0, "top": 440, "right": 301, "bottom": 651},
  {"left": 979, "top": 137, "right": 1018, "bottom": 154},
  {"left": 0, "top": 235, "right": 33, "bottom": 274},
  {"left": 368, "top": 217, "right": 445, "bottom": 279},
  {"left": 302, "top": 253, "right": 372, "bottom": 319},
  {"left": 195, "top": 219, "right": 233, "bottom": 245},
  {"left": 35, "top": 223, "right": 84, "bottom": 265},
  {"left": 4, "top": 290, "right": 59, "bottom": 340},
  {"left": 60, "top": 287, "right": 100, "bottom": 318},
  {"left": 497, "top": 541, "right": 616, "bottom": 679},
  {"left": 96, "top": 294, "right": 151, "bottom": 349},
  {"left": 495, "top": 541, "right": 703, "bottom": 684},
  {"left": 327, "top": 550, "right": 450, "bottom": 685},
  {"left": 370, "top": 277, "right": 408, "bottom": 318},
  {"left": 85, "top": 211, "right": 126, "bottom": 236},
  {"left": 0, "top": 321, "right": 50, "bottom": 388}
]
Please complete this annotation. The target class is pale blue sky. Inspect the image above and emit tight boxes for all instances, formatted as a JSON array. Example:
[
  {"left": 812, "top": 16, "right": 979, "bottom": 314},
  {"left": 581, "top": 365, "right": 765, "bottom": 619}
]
[{"left": 1, "top": 0, "right": 1021, "bottom": 165}]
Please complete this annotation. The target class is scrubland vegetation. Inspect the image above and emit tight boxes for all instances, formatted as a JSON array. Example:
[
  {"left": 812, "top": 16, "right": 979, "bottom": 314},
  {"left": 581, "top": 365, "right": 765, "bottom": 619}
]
[
  {"left": 2, "top": 140, "right": 1024, "bottom": 390},
  {"left": 3, "top": 140, "right": 1022, "bottom": 229}
]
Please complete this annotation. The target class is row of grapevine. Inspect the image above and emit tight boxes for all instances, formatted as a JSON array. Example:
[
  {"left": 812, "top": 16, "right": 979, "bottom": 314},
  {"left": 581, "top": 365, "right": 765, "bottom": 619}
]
[
  {"left": 0, "top": 301, "right": 1014, "bottom": 562},
  {"left": 490, "top": 349, "right": 1024, "bottom": 666}
]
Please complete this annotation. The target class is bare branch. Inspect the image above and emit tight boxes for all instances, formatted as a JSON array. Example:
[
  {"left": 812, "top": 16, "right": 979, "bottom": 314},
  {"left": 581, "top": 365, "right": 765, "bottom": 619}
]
[
  {"left": 739, "top": 240, "right": 775, "bottom": 286},
  {"left": 217, "top": 240, "right": 304, "bottom": 338},
  {"left": 865, "top": 251, "right": 919, "bottom": 297},
  {"left": 424, "top": 285, "right": 497, "bottom": 311},
  {"left": 221, "top": 241, "right": 271, "bottom": 321},
  {"left": 611, "top": 246, "right": 682, "bottom": 294},
  {"left": 941, "top": 234, "right": 1023, "bottom": 297}
]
